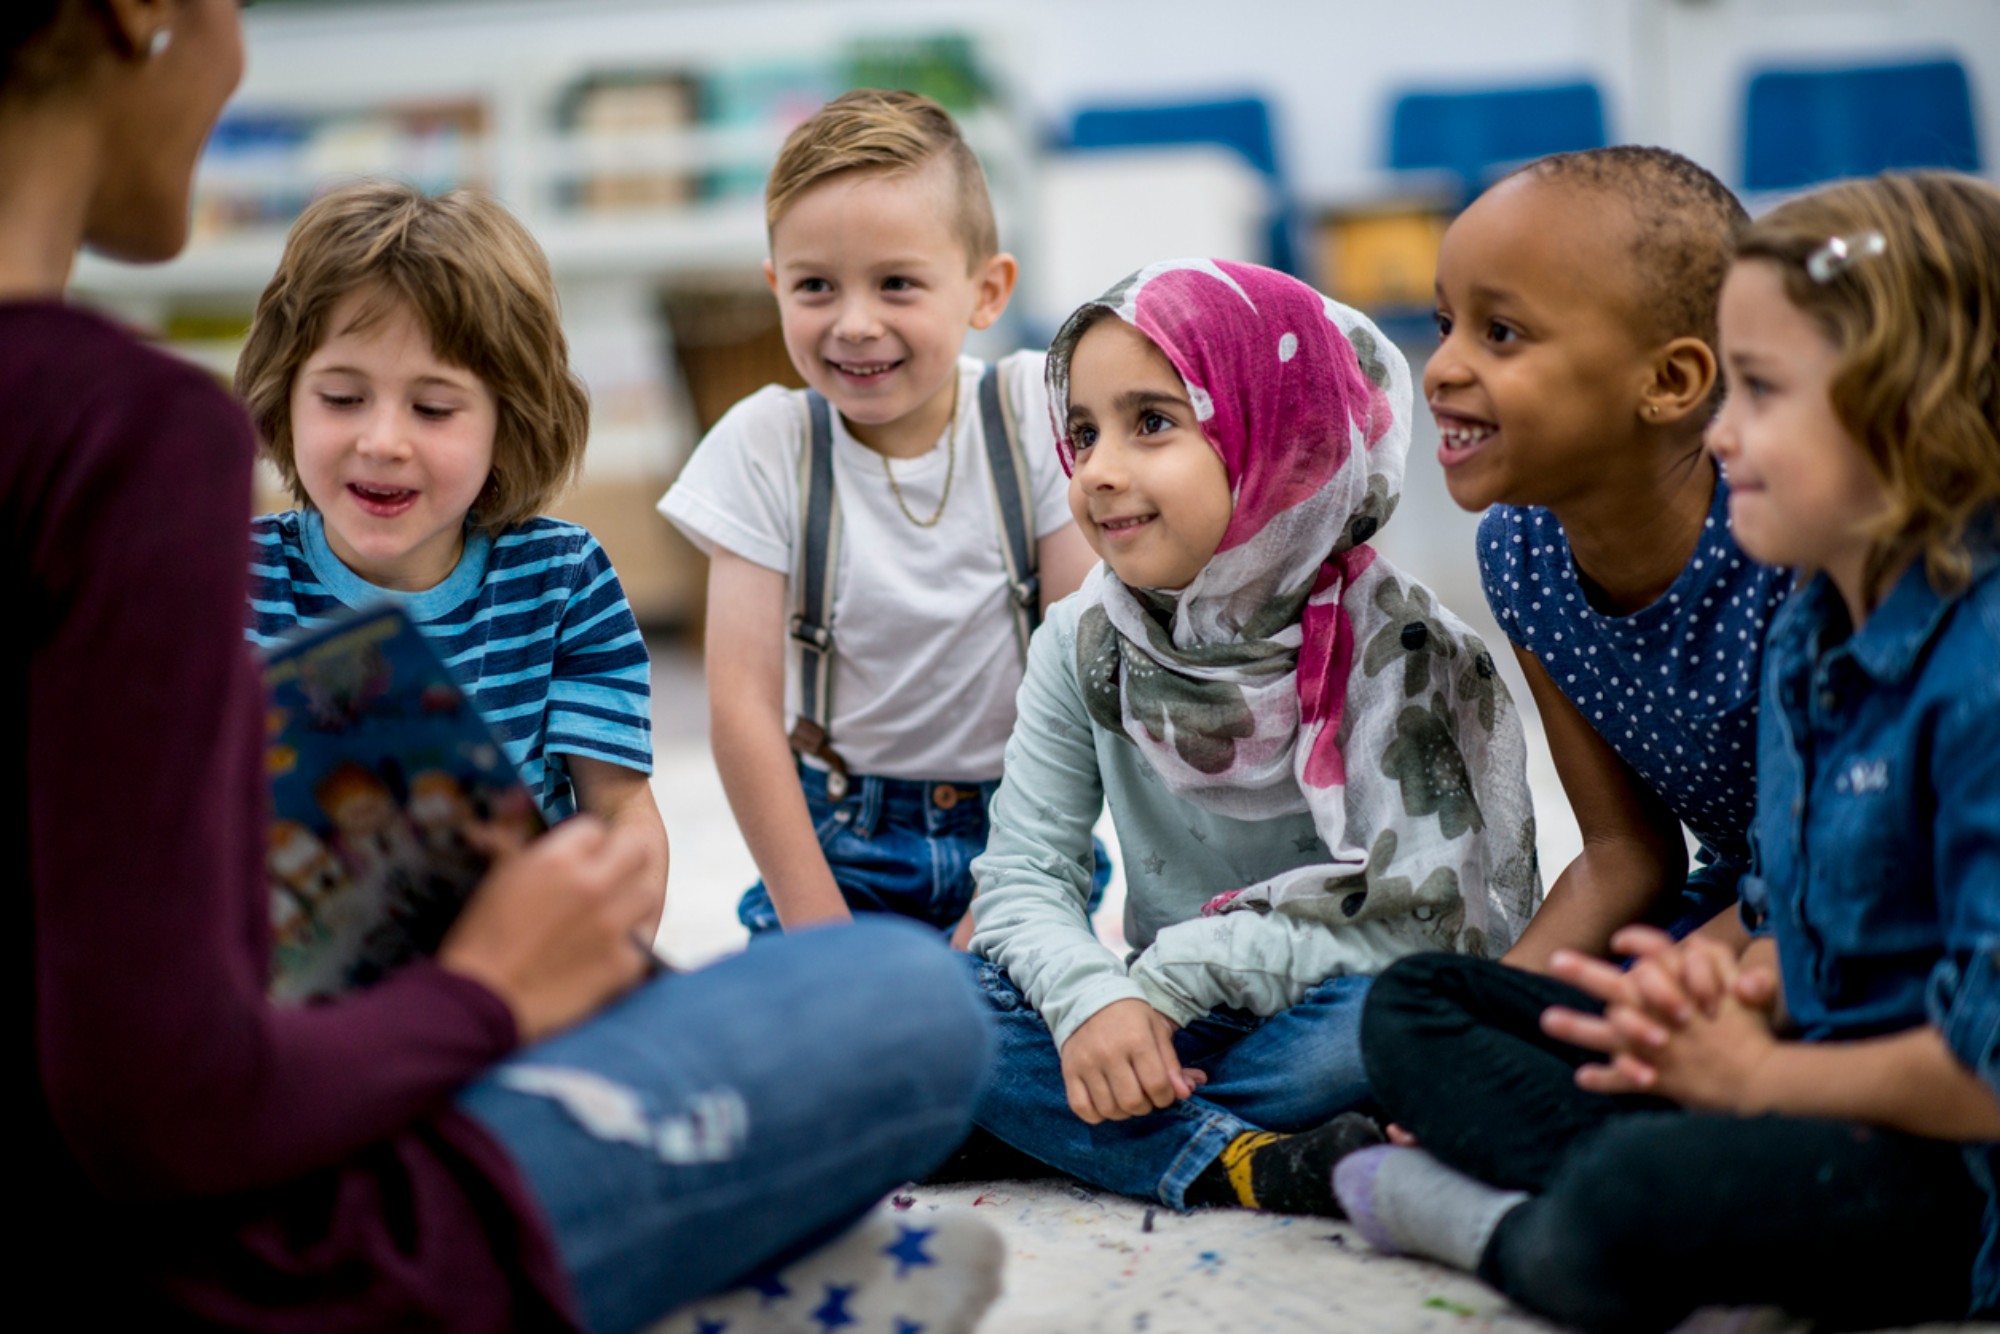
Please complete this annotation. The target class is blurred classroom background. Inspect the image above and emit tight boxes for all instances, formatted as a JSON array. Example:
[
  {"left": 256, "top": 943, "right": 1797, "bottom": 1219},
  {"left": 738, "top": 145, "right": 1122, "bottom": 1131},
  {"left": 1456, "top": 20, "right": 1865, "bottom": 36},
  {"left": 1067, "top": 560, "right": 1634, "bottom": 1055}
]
[{"left": 75, "top": 0, "right": 1999, "bottom": 962}]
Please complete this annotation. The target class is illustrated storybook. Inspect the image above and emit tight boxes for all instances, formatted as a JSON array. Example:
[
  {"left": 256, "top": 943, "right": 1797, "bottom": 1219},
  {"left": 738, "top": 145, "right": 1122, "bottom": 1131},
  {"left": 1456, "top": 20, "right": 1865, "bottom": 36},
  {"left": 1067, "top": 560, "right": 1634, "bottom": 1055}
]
[{"left": 262, "top": 605, "right": 544, "bottom": 1004}]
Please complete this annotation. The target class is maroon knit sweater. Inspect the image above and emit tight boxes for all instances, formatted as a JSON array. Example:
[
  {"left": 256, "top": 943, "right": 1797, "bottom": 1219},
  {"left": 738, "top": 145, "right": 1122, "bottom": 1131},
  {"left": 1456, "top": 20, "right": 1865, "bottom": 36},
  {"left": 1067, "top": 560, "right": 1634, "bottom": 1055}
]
[{"left": 8, "top": 302, "right": 574, "bottom": 1329}]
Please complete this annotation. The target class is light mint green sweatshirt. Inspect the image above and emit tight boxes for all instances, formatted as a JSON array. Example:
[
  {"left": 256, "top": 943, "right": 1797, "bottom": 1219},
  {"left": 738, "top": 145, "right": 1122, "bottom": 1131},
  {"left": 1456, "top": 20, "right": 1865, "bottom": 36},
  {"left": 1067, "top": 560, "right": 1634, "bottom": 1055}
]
[{"left": 970, "top": 597, "right": 1441, "bottom": 1050}]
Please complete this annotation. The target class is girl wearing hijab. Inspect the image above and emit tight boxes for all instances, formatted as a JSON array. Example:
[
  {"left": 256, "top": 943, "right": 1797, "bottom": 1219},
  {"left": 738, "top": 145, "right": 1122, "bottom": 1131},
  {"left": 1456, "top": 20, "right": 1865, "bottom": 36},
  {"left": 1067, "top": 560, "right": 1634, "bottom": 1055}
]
[{"left": 966, "top": 259, "right": 1541, "bottom": 1216}]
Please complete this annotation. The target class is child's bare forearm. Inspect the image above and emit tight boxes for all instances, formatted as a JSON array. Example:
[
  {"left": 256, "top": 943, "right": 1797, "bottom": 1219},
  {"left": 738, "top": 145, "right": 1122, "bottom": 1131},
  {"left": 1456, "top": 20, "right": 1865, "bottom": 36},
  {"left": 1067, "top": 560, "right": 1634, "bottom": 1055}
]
[
  {"left": 1503, "top": 850, "right": 1667, "bottom": 971},
  {"left": 703, "top": 550, "right": 849, "bottom": 931},
  {"left": 1689, "top": 904, "right": 1751, "bottom": 951},
  {"left": 1744, "top": 1026, "right": 2000, "bottom": 1140},
  {"left": 710, "top": 698, "right": 848, "bottom": 929},
  {"left": 1509, "top": 644, "right": 1686, "bottom": 971},
  {"left": 948, "top": 910, "right": 976, "bottom": 952},
  {"left": 568, "top": 755, "right": 670, "bottom": 936}
]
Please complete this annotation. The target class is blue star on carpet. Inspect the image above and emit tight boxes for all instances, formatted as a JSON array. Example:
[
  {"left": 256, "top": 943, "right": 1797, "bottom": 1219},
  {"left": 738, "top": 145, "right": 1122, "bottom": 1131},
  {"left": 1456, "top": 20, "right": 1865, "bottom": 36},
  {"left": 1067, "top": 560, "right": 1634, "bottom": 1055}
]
[
  {"left": 1141, "top": 850, "right": 1167, "bottom": 876},
  {"left": 883, "top": 1224, "right": 937, "bottom": 1278},
  {"left": 895, "top": 1321, "right": 926, "bottom": 1334},
  {"left": 750, "top": 1271, "right": 790, "bottom": 1306},
  {"left": 812, "top": 1283, "right": 858, "bottom": 1330},
  {"left": 1293, "top": 833, "right": 1322, "bottom": 853},
  {"left": 694, "top": 1320, "right": 729, "bottom": 1334}
]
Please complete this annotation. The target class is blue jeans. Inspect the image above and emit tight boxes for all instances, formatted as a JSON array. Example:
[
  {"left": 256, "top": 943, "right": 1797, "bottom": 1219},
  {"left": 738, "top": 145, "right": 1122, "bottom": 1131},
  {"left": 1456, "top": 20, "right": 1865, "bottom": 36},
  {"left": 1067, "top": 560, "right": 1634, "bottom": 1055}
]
[
  {"left": 459, "top": 919, "right": 991, "bottom": 1334},
  {"left": 968, "top": 957, "right": 1374, "bottom": 1209},
  {"left": 741, "top": 765, "right": 1110, "bottom": 935}
]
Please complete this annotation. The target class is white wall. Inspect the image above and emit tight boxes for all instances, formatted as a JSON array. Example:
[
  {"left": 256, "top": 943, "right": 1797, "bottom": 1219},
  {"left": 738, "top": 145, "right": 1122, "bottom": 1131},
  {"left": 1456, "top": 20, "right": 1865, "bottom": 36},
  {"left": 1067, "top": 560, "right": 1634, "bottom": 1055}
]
[
  {"left": 1005, "top": 0, "right": 1644, "bottom": 200},
  {"left": 1004, "top": 0, "right": 2000, "bottom": 198}
]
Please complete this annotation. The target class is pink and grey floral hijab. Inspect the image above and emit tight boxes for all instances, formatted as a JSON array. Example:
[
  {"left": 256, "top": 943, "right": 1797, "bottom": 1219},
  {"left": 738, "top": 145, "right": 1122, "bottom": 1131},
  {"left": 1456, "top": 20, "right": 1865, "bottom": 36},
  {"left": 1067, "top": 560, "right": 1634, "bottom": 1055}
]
[{"left": 1048, "top": 259, "right": 1537, "bottom": 954}]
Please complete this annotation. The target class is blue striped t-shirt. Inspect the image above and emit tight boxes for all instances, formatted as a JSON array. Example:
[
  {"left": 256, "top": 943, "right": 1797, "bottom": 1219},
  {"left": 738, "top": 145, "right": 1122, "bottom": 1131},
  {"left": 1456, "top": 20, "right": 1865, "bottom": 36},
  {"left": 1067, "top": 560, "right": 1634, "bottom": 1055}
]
[{"left": 247, "top": 509, "right": 653, "bottom": 818}]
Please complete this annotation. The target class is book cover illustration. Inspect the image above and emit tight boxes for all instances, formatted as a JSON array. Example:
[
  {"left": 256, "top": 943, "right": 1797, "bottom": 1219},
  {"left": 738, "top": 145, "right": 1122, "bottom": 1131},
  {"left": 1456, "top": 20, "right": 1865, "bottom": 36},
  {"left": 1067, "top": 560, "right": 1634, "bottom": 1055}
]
[{"left": 263, "top": 606, "right": 544, "bottom": 1004}]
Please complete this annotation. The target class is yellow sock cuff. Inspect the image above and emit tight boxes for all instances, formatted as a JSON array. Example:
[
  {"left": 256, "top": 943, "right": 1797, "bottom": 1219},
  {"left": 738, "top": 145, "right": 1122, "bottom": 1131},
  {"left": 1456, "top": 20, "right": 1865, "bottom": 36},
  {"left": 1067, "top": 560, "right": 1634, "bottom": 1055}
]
[{"left": 1217, "top": 1130, "right": 1285, "bottom": 1208}]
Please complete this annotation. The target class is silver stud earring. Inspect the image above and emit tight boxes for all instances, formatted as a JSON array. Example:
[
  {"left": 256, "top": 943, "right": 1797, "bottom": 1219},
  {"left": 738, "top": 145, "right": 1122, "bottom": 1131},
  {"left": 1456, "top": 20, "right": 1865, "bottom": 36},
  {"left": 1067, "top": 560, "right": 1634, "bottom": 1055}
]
[{"left": 148, "top": 28, "right": 172, "bottom": 59}]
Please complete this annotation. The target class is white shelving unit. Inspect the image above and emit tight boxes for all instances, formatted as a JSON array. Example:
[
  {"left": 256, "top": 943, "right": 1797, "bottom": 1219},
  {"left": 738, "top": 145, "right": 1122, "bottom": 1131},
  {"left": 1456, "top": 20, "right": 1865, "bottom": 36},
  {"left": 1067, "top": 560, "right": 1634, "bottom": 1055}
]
[
  {"left": 71, "top": 3, "right": 1034, "bottom": 315},
  {"left": 69, "top": 0, "right": 1036, "bottom": 627}
]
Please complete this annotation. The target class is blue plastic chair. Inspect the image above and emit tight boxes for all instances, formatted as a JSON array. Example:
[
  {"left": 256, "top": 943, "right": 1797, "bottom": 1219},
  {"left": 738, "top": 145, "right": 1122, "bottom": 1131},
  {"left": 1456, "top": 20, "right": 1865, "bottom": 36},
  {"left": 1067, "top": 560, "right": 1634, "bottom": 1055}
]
[
  {"left": 1743, "top": 57, "right": 1981, "bottom": 192},
  {"left": 1387, "top": 80, "right": 1608, "bottom": 201},
  {"left": 1065, "top": 96, "right": 1296, "bottom": 274}
]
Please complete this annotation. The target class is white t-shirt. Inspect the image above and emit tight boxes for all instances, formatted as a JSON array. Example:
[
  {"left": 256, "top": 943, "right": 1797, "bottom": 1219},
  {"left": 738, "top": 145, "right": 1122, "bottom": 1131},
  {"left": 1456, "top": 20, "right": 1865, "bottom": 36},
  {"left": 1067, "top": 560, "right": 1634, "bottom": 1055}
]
[{"left": 660, "top": 351, "right": 1074, "bottom": 781}]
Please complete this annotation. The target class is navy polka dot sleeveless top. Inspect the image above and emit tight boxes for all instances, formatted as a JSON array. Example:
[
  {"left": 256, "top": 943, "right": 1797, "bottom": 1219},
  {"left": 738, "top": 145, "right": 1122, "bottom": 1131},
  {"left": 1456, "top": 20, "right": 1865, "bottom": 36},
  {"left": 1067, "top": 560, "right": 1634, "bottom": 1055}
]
[{"left": 1478, "top": 473, "right": 1791, "bottom": 889}]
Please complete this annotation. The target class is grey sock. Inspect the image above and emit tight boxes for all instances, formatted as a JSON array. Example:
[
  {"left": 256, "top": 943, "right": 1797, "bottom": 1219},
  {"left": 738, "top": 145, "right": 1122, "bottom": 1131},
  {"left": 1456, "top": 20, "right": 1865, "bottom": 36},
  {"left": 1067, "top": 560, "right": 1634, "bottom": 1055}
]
[{"left": 1333, "top": 1145, "right": 1527, "bottom": 1272}]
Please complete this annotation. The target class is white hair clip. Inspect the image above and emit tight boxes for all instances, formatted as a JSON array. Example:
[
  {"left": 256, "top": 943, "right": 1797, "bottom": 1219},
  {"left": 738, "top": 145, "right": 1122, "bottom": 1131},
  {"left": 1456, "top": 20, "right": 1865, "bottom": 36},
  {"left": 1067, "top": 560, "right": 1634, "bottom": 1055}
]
[{"left": 1805, "top": 230, "right": 1886, "bottom": 284}]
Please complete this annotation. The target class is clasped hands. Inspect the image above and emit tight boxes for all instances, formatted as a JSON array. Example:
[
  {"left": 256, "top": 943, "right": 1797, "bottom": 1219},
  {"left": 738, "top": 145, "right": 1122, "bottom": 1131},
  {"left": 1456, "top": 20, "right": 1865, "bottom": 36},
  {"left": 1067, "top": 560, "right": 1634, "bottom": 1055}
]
[
  {"left": 1542, "top": 925, "right": 1785, "bottom": 1113},
  {"left": 1058, "top": 998, "right": 1208, "bottom": 1124}
]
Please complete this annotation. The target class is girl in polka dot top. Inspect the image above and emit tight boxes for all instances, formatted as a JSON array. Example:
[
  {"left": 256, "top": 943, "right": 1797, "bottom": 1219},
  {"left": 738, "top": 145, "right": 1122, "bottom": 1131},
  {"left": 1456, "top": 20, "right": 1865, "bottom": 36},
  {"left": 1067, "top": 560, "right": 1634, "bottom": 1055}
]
[{"left": 1426, "top": 146, "right": 1791, "bottom": 971}]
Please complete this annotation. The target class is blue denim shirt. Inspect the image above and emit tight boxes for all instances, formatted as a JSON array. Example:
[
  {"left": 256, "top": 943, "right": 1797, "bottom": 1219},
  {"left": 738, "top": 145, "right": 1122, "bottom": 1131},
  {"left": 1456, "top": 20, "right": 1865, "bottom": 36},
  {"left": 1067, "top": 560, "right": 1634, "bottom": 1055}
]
[{"left": 1739, "top": 552, "right": 2000, "bottom": 1315}]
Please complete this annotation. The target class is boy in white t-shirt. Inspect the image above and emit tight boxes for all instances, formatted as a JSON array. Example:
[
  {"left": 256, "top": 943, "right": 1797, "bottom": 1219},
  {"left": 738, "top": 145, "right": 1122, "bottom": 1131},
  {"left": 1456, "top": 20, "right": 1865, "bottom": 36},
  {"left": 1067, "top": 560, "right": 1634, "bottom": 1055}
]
[{"left": 660, "top": 89, "right": 1097, "bottom": 941}]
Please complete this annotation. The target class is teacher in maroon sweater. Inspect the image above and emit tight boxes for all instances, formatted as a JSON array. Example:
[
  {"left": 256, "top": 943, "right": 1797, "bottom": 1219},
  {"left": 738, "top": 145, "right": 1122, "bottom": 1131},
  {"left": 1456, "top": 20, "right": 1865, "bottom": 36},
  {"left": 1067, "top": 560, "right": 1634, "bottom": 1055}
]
[{"left": 6, "top": 4, "right": 992, "bottom": 1329}]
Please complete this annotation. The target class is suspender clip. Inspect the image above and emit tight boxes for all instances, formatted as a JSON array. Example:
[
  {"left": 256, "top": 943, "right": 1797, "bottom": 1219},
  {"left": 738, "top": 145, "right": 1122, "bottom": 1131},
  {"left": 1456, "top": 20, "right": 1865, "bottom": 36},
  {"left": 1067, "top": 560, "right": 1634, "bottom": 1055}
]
[
  {"left": 1010, "top": 575, "right": 1041, "bottom": 612},
  {"left": 788, "top": 615, "right": 834, "bottom": 653},
  {"left": 787, "top": 719, "right": 853, "bottom": 800}
]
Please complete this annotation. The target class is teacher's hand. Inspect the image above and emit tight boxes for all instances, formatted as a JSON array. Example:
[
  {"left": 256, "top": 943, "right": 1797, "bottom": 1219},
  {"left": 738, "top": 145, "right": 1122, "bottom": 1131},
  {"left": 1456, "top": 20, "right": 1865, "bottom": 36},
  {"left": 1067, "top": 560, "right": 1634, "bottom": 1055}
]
[{"left": 439, "top": 817, "right": 657, "bottom": 1043}]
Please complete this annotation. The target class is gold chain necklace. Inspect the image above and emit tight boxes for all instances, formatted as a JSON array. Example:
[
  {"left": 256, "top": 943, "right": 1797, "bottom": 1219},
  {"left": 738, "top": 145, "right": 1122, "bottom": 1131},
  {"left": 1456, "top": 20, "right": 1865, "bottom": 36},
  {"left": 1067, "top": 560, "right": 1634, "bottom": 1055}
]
[{"left": 880, "top": 380, "right": 958, "bottom": 528}]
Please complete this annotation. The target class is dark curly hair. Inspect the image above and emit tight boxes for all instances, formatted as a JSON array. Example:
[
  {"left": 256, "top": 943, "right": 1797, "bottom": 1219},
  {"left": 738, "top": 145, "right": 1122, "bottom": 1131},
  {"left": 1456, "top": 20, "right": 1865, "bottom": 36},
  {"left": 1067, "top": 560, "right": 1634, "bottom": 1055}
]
[{"left": 1512, "top": 145, "right": 1748, "bottom": 359}]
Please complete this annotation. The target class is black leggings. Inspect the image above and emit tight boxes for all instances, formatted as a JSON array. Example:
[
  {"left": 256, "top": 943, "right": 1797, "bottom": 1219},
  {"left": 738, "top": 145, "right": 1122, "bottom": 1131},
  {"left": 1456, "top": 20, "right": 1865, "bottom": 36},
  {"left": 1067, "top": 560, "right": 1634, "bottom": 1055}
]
[{"left": 1362, "top": 953, "right": 1985, "bottom": 1333}]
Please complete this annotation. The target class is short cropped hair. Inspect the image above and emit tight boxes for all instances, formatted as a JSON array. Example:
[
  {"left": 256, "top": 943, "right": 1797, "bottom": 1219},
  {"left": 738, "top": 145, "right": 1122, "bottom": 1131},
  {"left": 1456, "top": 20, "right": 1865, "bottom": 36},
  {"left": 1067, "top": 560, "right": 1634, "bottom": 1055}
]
[
  {"left": 1516, "top": 145, "right": 1748, "bottom": 354},
  {"left": 236, "top": 181, "right": 590, "bottom": 535},
  {"left": 1737, "top": 172, "right": 2000, "bottom": 602},
  {"left": 764, "top": 88, "right": 998, "bottom": 266}
]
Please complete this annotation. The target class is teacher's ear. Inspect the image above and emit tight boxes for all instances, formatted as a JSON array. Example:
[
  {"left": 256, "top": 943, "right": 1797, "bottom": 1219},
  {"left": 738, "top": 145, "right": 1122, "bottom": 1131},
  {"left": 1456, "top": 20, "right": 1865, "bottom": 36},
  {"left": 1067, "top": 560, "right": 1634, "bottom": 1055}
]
[{"left": 96, "top": 0, "right": 182, "bottom": 62}]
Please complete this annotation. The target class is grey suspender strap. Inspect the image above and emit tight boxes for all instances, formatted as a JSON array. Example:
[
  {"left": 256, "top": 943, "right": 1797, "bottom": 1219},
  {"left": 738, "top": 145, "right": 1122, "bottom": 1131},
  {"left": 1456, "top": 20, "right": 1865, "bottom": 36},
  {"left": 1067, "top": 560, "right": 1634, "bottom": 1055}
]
[
  {"left": 788, "top": 389, "right": 849, "bottom": 796},
  {"left": 977, "top": 361, "right": 1042, "bottom": 653},
  {"left": 787, "top": 364, "right": 1039, "bottom": 795}
]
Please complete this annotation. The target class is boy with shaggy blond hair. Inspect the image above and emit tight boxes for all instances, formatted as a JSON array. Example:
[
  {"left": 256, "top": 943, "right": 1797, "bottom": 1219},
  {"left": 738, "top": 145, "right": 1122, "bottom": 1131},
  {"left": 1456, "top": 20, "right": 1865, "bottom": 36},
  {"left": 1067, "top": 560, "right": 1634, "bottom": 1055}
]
[{"left": 662, "top": 89, "right": 1096, "bottom": 941}]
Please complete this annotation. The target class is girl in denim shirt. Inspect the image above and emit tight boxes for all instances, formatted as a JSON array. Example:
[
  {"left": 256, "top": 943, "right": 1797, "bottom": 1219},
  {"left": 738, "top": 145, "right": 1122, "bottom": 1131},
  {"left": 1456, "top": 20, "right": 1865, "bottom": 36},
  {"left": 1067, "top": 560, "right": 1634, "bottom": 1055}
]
[{"left": 1338, "top": 173, "right": 2000, "bottom": 1331}]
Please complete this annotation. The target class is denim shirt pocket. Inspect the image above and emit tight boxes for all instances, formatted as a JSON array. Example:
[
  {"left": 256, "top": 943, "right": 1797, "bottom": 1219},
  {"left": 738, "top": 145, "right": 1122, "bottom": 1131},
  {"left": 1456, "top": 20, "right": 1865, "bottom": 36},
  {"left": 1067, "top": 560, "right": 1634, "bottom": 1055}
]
[{"left": 1805, "top": 749, "right": 1940, "bottom": 1004}]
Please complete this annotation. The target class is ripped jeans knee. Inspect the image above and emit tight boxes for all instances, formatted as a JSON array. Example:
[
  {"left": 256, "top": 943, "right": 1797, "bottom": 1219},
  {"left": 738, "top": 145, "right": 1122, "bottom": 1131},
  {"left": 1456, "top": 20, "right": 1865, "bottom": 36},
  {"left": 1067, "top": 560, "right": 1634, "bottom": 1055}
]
[{"left": 493, "top": 1065, "right": 750, "bottom": 1165}]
